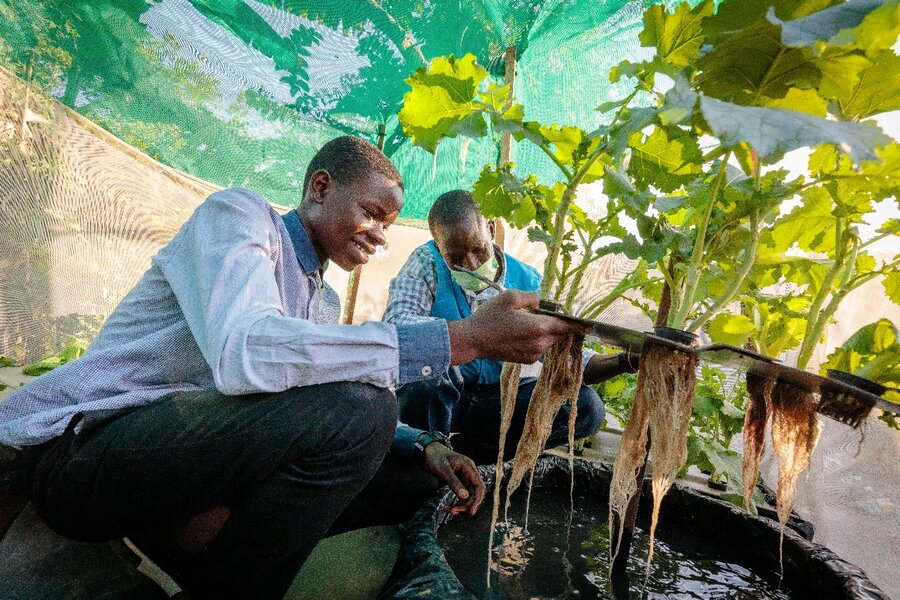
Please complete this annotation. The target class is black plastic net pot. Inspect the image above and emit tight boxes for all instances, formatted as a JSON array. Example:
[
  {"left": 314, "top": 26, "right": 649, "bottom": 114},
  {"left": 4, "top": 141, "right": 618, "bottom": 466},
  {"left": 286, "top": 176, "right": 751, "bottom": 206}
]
[{"left": 380, "top": 456, "right": 887, "bottom": 599}]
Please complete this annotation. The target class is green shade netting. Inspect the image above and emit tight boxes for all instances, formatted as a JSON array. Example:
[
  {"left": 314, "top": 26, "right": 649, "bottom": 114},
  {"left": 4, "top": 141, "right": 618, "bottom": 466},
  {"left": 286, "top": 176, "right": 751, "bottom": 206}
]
[{"left": 0, "top": 0, "right": 660, "bottom": 219}]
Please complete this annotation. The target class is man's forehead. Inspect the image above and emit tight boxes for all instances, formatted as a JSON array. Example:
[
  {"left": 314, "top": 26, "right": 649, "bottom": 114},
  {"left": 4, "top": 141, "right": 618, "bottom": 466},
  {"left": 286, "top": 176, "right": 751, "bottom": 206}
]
[
  {"left": 362, "top": 173, "right": 403, "bottom": 212},
  {"left": 439, "top": 218, "right": 489, "bottom": 248}
]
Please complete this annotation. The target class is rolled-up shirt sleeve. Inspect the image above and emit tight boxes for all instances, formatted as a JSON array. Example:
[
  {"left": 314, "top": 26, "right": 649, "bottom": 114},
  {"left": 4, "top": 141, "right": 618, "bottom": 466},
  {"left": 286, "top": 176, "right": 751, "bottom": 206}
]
[{"left": 155, "top": 190, "right": 449, "bottom": 394}]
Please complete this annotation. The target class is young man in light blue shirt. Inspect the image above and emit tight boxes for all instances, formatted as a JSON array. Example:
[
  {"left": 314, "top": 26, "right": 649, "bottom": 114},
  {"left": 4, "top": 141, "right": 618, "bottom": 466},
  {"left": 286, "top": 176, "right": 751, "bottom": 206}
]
[{"left": 0, "top": 137, "right": 584, "bottom": 598}]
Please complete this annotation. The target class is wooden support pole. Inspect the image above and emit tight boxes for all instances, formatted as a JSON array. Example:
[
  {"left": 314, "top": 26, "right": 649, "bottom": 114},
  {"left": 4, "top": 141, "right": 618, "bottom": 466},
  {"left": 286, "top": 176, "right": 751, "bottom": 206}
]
[
  {"left": 495, "top": 45, "right": 517, "bottom": 251},
  {"left": 342, "top": 123, "right": 387, "bottom": 324}
]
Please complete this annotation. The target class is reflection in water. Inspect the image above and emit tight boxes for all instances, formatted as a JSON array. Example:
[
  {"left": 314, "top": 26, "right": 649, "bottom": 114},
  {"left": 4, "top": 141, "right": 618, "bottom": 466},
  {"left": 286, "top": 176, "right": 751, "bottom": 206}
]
[
  {"left": 441, "top": 487, "right": 792, "bottom": 599},
  {"left": 491, "top": 522, "right": 534, "bottom": 576}
]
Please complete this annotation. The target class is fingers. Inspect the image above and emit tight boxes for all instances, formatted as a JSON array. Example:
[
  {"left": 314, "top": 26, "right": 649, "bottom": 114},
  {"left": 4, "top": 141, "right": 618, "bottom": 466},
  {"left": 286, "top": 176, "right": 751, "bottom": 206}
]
[
  {"left": 497, "top": 289, "right": 540, "bottom": 309},
  {"left": 438, "top": 464, "right": 473, "bottom": 517},
  {"left": 430, "top": 449, "right": 486, "bottom": 517},
  {"left": 455, "top": 291, "right": 588, "bottom": 365},
  {"left": 456, "top": 457, "right": 486, "bottom": 515},
  {"left": 530, "top": 312, "right": 588, "bottom": 337}
]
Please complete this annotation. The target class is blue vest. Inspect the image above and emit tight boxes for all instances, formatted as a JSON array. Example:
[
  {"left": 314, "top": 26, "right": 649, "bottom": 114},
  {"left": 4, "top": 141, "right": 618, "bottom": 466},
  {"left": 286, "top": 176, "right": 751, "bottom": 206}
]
[{"left": 427, "top": 240, "right": 541, "bottom": 385}]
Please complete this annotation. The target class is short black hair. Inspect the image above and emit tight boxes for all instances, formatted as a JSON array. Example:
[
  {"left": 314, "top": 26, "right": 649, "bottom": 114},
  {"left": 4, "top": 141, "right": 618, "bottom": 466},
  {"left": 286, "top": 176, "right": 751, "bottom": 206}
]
[
  {"left": 428, "top": 189, "right": 483, "bottom": 236},
  {"left": 302, "top": 135, "right": 403, "bottom": 197}
]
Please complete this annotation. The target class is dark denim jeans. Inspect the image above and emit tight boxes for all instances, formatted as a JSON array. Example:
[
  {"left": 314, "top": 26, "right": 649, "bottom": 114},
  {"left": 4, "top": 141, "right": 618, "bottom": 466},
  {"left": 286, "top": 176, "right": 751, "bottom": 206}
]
[
  {"left": 21, "top": 382, "right": 436, "bottom": 599},
  {"left": 397, "top": 368, "right": 605, "bottom": 463}
]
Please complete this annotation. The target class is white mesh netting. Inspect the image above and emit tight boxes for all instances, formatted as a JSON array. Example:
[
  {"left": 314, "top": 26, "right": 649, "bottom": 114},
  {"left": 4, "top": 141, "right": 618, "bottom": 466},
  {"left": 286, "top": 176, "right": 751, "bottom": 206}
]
[{"left": 0, "top": 68, "right": 216, "bottom": 363}]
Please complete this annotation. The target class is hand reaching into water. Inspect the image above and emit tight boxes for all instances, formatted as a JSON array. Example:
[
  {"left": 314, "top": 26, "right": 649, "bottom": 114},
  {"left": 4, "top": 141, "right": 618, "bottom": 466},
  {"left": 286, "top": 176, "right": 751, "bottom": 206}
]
[{"left": 422, "top": 443, "right": 485, "bottom": 516}]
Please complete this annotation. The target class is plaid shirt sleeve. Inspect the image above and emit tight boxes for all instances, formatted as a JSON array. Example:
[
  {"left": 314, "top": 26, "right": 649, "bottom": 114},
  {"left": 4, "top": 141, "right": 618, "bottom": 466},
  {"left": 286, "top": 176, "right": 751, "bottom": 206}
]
[{"left": 382, "top": 245, "right": 439, "bottom": 325}]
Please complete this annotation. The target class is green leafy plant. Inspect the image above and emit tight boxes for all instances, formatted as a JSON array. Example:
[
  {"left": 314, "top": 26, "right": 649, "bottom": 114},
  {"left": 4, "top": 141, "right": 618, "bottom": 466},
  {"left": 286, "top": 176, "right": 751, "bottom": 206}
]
[
  {"left": 21, "top": 338, "right": 87, "bottom": 376},
  {"left": 822, "top": 319, "right": 900, "bottom": 428},
  {"left": 398, "top": 1, "right": 896, "bottom": 338},
  {"left": 398, "top": 0, "right": 899, "bottom": 575},
  {"left": 746, "top": 149, "right": 899, "bottom": 370}
]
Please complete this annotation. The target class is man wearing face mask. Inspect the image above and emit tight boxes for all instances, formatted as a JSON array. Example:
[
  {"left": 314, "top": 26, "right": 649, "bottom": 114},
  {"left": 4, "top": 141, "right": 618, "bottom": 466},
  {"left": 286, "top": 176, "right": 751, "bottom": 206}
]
[{"left": 384, "top": 190, "right": 637, "bottom": 463}]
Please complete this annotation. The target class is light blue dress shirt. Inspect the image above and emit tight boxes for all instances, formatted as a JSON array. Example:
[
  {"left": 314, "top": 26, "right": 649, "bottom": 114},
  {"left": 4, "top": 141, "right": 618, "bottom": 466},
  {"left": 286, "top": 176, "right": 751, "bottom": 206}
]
[{"left": 0, "top": 188, "right": 448, "bottom": 457}]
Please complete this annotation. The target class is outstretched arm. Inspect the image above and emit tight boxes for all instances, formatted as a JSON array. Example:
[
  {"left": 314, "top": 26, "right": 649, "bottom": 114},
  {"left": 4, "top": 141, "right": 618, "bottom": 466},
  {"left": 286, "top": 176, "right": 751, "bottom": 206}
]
[{"left": 582, "top": 351, "right": 639, "bottom": 385}]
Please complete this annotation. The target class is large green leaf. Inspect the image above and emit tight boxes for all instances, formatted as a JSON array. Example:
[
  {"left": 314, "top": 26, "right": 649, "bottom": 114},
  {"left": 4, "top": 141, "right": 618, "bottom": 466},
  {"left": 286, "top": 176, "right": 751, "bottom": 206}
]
[
  {"left": 833, "top": 0, "right": 900, "bottom": 55},
  {"left": 473, "top": 165, "right": 526, "bottom": 227},
  {"left": 810, "top": 142, "right": 900, "bottom": 200},
  {"left": 837, "top": 49, "right": 900, "bottom": 120},
  {"left": 627, "top": 126, "right": 702, "bottom": 192},
  {"left": 606, "top": 107, "right": 659, "bottom": 160},
  {"left": 885, "top": 271, "right": 900, "bottom": 304},
  {"left": 602, "top": 165, "right": 653, "bottom": 218},
  {"left": 702, "top": 0, "right": 840, "bottom": 37},
  {"left": 816, "top": 47, "right": 871, "bottom": 100},
  {"left": 708, "top": 313, "right": 757, "bottom": 346},
  {"left": 399, "top": 54, "right": 489, "bottom": 153},
  {"left": 762, "top": 88, "right": 828, "bottom": 116},
  {"left": 539, "top": 124, "right": 586, "bottom": 166},
  {"left": 697, "top": 90, "right": 890, "bottom": 163},
  {"left": 696, "top": 20, "right": 820, "bottom": 105},
  {"left": 821, "top": 319, "right": 900, "bottom": 383},
  {"left": 666, "top": 79, "right": 890, "bottom": 162},
  {"left": 764, "top": 187, "right": 836, "bottom": 252},
  {"left": 769, "top": 0, "right": 885, "bottom": 48},
  {"left": 639, "top": 1, "right": 714, "bottom": 68},
  {"left": 472, "top": 164, "right": 558, "bottom": 232}
]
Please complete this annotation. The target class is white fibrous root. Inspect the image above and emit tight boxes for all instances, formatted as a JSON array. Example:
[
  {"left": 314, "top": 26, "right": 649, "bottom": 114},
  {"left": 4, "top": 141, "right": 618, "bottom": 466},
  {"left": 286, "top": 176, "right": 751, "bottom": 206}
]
[
  {"left": 609, "top": 341, "right": 698, "bottom": 567},
  {"left": 608, "top": 370, "right": 650, "bottom": 566},
  {"left": 742, "top": 374, "right": 773, "bottom": 511},
  {"left": 770, "top": 381, "right": 821, "bottom": 569},
  {"left": 486, "top": 361, "right": 522, "bottom": 588},
  {"left": 503, "top": 333, "right": 584, "bottom": 518},
  {"left": 644, "top": 345, "right": 698, "bottom": 564}
]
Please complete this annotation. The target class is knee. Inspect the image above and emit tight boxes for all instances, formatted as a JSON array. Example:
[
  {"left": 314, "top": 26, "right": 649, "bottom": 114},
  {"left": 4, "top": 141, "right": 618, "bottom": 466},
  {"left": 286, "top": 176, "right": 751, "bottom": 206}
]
[
  {"left": 576, "top": 386, "right": 604, "bottom": 435},
  {"left": 290, "top": 381, "right": 396, "bottom": 459},
  {"left": 335, "top": 382, "right": 397, "bottom": 451}
]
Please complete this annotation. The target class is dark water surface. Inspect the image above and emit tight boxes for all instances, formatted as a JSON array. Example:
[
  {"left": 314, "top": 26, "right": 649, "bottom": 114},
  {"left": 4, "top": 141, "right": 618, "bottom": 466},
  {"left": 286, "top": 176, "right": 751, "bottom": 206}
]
[{"left": 440, "top": 486, "right": 793, "bottom": 599}]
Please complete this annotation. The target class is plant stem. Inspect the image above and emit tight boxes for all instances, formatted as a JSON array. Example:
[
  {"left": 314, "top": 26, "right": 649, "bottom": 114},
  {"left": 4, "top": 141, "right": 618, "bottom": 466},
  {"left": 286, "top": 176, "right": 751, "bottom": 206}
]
[
  {"left": 688, "top": 210, "right": 761, "bottom": 332},
  {"left": 541, "top": 133, "right": 614, "bottom": 298},
  {"left": 536, "top": 142, "right": 573, "bottom": 180},
  {"left": 564, "top": 233, "right": 601, "bottom": 312},
  {"left": 796, "top": 220, "right": 845, "bottom": 370},
  {"left": 810, "top": 244, "right": 861, "bottom": 352},
  {"left": 671, "top": 151, "right": 732, "bottom": 329},
  {"left": 846, "top": 258, "right": 900, "bottom": 288},
  {"left": 541, "top": 185, "right": 577, "bottom": 298}
]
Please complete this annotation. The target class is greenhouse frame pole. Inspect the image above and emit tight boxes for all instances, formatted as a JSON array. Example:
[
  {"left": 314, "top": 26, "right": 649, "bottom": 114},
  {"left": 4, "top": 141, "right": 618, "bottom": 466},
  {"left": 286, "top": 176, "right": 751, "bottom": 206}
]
[{"left": 341, "top": 123, "right": 387, "bottom": 324}]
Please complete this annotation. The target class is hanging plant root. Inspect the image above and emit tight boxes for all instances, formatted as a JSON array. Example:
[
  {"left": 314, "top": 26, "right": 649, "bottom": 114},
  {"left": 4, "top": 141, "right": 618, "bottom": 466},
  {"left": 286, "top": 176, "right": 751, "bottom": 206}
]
[
  {"left": 742, "top": 373, "right": 774, "bottom": 511},
  {"left": 645, "top": 344, "right": 698, "bottom": 564},
  {"left": 609, "top": 340, "right": 698, "bottom": 567},
  {"left": 503, "top": 333, "right": 584, "bottom": 515},
  {"left": 486, "top": 361, "right": 522, "bottom": 588},
  {"left": 770, "top": 380, "right": 822, "bottom": 572}
]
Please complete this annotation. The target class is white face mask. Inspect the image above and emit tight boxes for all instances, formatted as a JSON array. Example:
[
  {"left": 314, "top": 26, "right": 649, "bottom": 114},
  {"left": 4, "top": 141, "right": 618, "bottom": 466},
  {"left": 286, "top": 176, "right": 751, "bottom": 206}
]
[{"left": 450, "top": 255, "right": 499, "bottom": 292}]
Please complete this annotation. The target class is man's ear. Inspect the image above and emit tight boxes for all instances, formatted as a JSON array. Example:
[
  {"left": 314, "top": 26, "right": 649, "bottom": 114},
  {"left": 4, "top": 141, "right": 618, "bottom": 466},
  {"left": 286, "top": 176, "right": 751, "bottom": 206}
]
[
  {"left": 487, "top": 219, "right": 496, "bottom": 240},
  {"left": 306, "top": 170, "right": 332, "bottom": 204}
]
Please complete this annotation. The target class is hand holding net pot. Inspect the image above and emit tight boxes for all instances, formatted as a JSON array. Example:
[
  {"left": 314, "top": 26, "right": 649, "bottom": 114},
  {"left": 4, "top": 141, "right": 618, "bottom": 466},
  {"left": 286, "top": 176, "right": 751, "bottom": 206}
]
[{"left": 446, "top": 290, "right": 590, "bottom": 366}]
